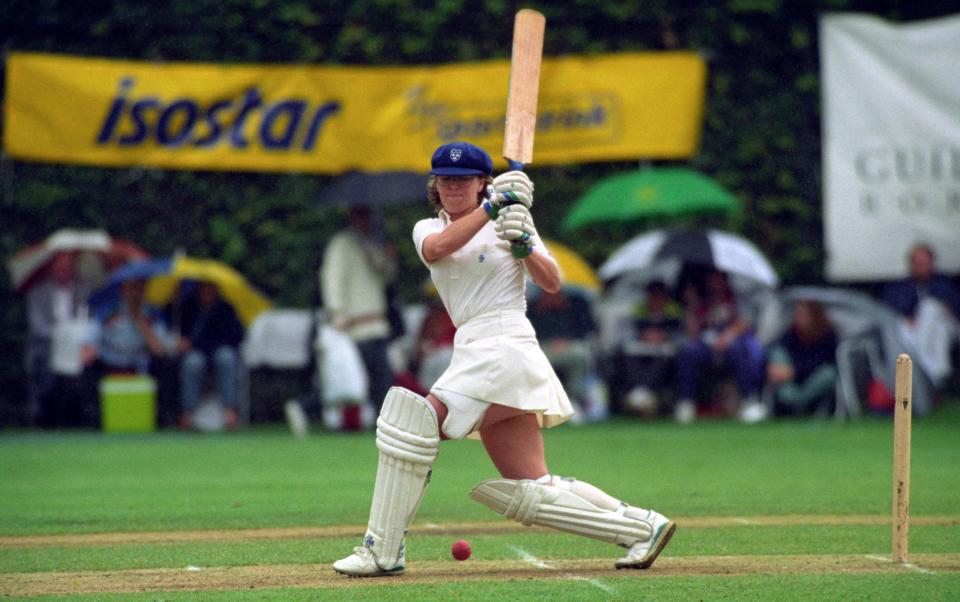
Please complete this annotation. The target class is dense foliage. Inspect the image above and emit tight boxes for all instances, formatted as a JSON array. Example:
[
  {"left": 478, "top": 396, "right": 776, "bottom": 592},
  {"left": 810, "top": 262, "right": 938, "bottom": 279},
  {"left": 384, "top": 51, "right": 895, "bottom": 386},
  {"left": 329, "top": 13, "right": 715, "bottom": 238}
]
[{"left": 0, "top": 0, "right": 953, "bottom": 422}]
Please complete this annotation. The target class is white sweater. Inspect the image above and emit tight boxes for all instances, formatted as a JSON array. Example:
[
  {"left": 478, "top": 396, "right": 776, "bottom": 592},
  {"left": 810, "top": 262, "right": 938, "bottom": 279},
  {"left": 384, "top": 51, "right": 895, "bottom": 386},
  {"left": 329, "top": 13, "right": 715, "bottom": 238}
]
[{"left": 320, "top": 230, "right": 394, "bottom": 341}]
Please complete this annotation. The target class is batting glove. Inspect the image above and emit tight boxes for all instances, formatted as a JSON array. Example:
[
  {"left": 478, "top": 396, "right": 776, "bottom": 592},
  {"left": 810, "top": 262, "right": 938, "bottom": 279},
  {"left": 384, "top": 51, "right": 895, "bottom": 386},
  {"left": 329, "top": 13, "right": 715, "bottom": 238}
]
[
  {"left": 482, "top": 171, "right": 534, "bottom": 219},
  {"left": 495, "top": 205, "right": 538, "bottom": 259}
]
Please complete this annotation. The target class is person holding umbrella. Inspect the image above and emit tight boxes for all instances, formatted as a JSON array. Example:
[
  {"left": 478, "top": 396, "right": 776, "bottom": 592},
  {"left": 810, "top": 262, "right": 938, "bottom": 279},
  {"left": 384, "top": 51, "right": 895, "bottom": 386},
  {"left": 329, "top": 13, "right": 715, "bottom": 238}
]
[
  {"left": 24, "top": 253, "right": 90, "bottom": 425},
  {"left": 10, "top": 230, "right": 145, "bottom": 426}
]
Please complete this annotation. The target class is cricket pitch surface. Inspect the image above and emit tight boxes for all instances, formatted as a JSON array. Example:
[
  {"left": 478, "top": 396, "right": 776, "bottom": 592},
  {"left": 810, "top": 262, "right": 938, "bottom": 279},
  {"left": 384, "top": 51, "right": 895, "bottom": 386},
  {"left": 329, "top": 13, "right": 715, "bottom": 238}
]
[{"left": 3, "top": 516, "right": 959, "bottom": 597}]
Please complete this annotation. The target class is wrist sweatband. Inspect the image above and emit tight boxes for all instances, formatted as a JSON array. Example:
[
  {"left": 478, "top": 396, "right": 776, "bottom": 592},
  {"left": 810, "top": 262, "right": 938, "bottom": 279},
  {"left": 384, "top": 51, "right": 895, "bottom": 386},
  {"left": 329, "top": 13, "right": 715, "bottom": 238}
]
[
  {"left": 510, "top": 241, "right": 533, "bottom": 259},
  {"left": 482, "top": 200, "right": 499, "bottom": 220}
]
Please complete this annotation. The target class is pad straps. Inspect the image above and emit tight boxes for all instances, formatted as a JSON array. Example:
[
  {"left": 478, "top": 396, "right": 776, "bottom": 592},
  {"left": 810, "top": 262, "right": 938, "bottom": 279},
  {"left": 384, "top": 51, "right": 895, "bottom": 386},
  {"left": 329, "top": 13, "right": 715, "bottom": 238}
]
[{"left": 470, "top": 478, "right": 654, "bottom": 548}]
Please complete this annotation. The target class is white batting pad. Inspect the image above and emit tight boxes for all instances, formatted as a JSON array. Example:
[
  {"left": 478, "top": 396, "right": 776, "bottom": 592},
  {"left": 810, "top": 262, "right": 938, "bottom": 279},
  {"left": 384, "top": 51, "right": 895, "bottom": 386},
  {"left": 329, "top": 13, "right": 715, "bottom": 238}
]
[
  {"left": 364, "top": 387, "right": 439, "bottom": 568},
  {"left": 470, "top": 478, "right": 654, "bottom": 547}
]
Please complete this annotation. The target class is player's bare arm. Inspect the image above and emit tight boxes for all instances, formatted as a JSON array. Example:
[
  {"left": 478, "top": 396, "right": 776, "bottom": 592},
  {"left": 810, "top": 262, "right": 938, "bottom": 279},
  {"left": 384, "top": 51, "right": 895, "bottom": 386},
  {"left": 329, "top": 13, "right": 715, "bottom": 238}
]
[
  {"left": 521, "top": 250, "right": 561, "bottom": 294},
  {"left": 420, "top": 206, "right": 489, "bottom": 263}
]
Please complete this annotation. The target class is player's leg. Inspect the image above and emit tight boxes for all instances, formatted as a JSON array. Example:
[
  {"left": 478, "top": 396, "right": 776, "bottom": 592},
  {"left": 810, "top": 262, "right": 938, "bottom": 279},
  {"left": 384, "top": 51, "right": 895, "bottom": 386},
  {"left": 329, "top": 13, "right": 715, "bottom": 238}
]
[
  {"left": 475, "top": 407, "right": 675, "bottom": 569},
  {"left": 333, "top": 387, "right": 441, "bottom": 577},
  {"left": 479, "top": 410, "right": 547, "bottom": 479},
  {"left": 427, "top": 393, "right": 450, "bottom": 433}
]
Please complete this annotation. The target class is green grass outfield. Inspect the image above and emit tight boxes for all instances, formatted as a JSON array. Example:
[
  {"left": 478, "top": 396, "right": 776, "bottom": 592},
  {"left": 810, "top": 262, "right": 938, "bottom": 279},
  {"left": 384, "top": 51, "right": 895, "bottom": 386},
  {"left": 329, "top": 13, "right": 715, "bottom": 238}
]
[{"left": 1, "top": 403, "right": 959, "bottom": 599}]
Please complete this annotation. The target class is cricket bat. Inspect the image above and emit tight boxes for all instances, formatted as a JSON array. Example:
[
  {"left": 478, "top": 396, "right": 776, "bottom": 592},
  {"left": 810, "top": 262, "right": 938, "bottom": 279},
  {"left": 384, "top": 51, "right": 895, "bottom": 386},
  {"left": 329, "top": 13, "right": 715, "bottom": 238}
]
[{"left": 503, "top": 9, "right": 546, "bottom": 171}]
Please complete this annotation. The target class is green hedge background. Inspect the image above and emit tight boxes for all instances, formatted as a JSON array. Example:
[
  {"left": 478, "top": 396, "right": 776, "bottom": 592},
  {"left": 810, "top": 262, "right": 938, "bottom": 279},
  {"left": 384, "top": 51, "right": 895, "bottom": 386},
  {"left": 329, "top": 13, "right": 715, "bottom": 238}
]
[{"left": 1, "top": 0, "right": 954, "bottom": 423}]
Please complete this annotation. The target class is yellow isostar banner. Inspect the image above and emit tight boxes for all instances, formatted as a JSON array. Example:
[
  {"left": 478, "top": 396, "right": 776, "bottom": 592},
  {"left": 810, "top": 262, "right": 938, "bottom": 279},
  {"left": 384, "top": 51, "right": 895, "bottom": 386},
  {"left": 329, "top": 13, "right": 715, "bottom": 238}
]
[{"left": 4, "top": 52, "right": 705, "bottom": 173}]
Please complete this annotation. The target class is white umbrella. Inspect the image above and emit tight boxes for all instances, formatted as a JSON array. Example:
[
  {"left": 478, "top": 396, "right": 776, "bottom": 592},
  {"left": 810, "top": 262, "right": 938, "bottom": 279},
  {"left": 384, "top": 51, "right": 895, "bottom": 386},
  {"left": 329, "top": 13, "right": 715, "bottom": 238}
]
[
  {"left": 7, "top": 229, "right": 148, "bottom": 292},
  {"left": 599, "top": 229, "right": 779, "bottom": 288}
]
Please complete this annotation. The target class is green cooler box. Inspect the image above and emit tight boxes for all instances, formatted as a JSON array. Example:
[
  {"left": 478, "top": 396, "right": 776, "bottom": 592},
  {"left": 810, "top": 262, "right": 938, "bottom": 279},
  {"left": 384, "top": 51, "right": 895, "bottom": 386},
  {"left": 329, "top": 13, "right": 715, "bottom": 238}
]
[{"left": 100, "top": 375, "right": 157, "bottom": 433}]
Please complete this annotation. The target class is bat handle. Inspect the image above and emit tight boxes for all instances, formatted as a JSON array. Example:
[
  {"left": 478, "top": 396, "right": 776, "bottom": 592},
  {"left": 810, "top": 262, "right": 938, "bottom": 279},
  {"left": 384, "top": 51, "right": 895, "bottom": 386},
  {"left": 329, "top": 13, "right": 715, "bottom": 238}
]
[{"left": 506, "top": 159, "right": 525, "bottom": 171}]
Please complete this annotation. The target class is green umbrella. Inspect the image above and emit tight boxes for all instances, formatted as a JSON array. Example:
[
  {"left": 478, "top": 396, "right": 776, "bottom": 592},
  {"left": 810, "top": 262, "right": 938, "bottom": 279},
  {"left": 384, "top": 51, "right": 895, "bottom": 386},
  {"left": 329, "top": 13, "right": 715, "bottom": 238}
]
[{"left": 562, "top": 167, "right": 739, "bottom": 231}]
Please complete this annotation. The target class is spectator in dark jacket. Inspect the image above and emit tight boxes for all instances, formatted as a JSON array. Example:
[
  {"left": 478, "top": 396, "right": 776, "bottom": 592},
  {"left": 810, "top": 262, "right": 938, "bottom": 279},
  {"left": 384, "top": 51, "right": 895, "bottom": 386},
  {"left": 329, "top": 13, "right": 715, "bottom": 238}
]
[
  {"left": 767, "top": 300, "right": 839, "bottom": 416},
  {"left": 175, "top": 282, "right": 245, "bottom": 430},
  {"left": 883, "top": 244, "right": 960, "bottom": 319}
]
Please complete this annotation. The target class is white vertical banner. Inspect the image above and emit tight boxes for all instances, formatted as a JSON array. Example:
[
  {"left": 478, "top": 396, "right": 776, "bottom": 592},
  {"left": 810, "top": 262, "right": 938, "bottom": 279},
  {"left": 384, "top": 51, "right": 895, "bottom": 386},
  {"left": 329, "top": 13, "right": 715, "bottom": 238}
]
[{"left": 821, "top": 13, "right": 960, "bottom": 281}]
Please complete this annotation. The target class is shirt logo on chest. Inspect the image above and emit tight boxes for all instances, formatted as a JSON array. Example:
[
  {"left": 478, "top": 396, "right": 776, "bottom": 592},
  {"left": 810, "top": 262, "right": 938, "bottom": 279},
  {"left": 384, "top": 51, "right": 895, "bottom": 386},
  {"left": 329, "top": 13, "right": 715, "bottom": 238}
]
[{"left": 478, "top": 254, "right": 486, "bottom": 262}]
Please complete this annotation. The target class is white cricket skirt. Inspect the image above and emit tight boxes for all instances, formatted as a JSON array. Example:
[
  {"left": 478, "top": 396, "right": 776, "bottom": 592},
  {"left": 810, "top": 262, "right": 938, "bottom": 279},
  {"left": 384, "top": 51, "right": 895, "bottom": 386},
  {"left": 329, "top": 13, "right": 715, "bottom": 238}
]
[{"left": 431, "top": 308, "right": 574, "bottom": 438}]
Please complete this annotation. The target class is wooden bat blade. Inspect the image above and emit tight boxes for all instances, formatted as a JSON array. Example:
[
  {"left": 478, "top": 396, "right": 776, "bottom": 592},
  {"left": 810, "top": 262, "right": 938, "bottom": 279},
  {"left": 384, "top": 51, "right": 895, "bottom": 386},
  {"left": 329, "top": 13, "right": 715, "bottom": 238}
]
[{"left": 503, "top": 9, "right": 545, "bottom": 166}]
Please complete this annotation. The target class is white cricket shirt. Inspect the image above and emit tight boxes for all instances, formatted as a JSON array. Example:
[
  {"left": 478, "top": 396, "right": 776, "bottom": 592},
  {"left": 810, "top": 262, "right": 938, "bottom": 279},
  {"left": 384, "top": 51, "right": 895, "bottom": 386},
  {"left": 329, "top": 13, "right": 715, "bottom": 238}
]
[{"left": 412, "top": 211, "right": 551, "bottom": 328}]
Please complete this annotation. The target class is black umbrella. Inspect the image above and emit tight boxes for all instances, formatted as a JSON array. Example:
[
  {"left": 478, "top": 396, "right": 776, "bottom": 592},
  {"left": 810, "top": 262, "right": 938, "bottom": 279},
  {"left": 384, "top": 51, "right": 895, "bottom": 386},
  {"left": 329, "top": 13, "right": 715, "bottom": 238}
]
[
  {"left": 598, "top": 228, "right": 779, "bottom": 288},
  {"left": 317, "top": 171, "right": 427, "bottom": 207}
]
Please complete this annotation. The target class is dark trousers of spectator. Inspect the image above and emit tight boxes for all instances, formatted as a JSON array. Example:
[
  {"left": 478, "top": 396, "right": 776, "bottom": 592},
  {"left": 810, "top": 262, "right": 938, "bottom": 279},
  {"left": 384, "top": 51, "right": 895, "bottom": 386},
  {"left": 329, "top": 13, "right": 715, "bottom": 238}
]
[
  {"left": 626, "top": 355, "right": 675, "bottom": 394},
  {"left": 26, "top": 346, "right": 54, "bottom": 426},
  {"left": 179, "top": 347, "right": 240, "bottom": 414},
  {"left": 35, "top": 373, "right": 97, "bottom": 428},
  {"left": 677, "top": 335, "right": 765, "bottom": 402},
  {"left": 356, "top": 337, "right": 394, "bottom": 413},
  {"left": 607, "top": 351, "right": 675, "bottom": 414}
]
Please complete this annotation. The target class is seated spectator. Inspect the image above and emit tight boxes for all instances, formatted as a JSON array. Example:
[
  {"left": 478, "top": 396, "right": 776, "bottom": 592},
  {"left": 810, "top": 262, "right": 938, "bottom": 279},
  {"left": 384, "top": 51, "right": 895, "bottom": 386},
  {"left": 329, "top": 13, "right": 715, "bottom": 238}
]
[
  {"left": 80, "top": 278, "right": 178, "bottom": 426},
  {"left": 618, "top": 280, "right": 684, "bottom": 416},
  {"left": 882, "top": 243, "right": 960, "bottom": 390},
  {"left": 675, "top": 270, "right": 766, "bottom": 423},
  {"left": 172, "top": 282, "right": 245, "bottom": 430},
  {"left": 528, "top": 288, "right": 607, "bottom": 421},
  {"left": 767, "top": 300, "right": 839, "bottom": 416}
]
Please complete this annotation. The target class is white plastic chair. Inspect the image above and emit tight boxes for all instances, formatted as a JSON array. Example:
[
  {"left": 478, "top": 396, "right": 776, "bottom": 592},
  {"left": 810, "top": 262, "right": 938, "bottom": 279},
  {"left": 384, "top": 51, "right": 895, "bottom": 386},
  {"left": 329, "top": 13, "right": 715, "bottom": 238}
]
[
  {"left": 241, "top": 309, "right": 316, "bottom": 424},
  {"left": 834, "top": 335, "right": 884, "bottom": 419}
]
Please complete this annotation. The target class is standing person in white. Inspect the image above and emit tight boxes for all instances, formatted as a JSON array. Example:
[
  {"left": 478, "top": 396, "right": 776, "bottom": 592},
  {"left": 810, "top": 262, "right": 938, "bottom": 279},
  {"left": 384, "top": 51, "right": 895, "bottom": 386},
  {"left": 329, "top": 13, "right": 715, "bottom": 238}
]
[
  {"left": 333, "top": 142, "right": 676, "bottom": 577},
  {"left": 321, "top": 205, "right": 397, "bottom": 412}
]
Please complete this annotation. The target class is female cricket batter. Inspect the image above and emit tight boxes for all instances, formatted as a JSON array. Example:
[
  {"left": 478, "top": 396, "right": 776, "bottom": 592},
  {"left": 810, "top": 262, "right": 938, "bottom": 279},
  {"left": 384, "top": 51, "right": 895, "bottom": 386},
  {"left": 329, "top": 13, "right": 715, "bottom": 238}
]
[{"left": 334, "top": 141, "right": 675, "bottom": 577}]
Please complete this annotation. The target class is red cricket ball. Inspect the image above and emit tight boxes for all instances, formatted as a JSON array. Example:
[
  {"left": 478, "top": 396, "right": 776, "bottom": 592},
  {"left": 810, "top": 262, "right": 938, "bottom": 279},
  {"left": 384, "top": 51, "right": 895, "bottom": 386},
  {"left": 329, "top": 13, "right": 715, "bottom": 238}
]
[{"left": 451, "top": 539, "right": 472, "bottom": 561}]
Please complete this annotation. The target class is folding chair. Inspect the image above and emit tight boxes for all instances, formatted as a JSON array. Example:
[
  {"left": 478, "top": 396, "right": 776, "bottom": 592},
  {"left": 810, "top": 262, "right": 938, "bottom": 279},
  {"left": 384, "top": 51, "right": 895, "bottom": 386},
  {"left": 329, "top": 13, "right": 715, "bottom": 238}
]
[{"left": 241, "top": 308, "right": 316, "bottom": 423}]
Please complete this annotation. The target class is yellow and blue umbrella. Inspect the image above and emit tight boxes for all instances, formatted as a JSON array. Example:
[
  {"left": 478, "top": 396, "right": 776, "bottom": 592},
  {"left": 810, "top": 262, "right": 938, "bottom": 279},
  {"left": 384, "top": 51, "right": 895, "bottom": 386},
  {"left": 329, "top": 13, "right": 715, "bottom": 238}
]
[{"left": 90, "top": 256, "right": 272, "bottom": 326}]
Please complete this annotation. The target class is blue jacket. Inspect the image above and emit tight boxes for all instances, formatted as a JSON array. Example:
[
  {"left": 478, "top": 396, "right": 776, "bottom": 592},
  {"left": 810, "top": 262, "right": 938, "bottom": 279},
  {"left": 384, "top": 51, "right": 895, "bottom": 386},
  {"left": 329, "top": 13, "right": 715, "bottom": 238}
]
[{"left": 882, "top": 274, "right": 960, "bottom": 318}]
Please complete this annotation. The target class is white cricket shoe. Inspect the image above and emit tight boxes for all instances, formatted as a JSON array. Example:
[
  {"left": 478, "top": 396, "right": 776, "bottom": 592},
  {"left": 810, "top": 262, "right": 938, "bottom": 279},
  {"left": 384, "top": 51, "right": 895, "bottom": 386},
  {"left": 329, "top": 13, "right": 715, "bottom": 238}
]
[
  {"left": 284, "top": 399, "right": 309, "bottom": 438},
  {"left": 333, "top": 545, "right": 406, "bottom": 577},
  {"left": 674, "top": 399, "right": 696, "bottom": 424},
  {"left": 738, "top": 399, "right": 770, "bottom": 424},
  {"left": 615, "top": 511, "right": 677, "bottom": 569},
  {"left": 626, "top": 386, "right": 657, "bottom": 416}
]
